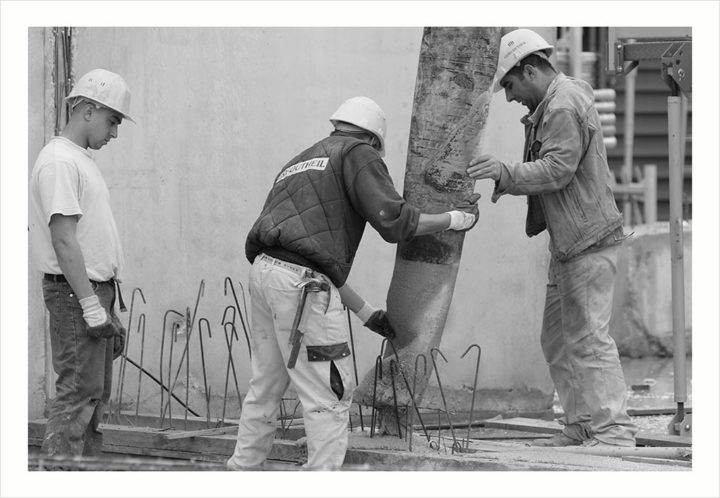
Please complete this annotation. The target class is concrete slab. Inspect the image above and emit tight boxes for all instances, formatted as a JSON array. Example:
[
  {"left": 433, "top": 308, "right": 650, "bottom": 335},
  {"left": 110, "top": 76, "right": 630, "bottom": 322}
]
[{"left": 28, "top": 419, "right": 689, "bottom": 471}]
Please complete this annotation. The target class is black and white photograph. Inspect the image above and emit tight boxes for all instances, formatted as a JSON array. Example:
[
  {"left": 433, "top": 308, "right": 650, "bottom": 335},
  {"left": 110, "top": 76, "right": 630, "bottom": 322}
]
[{"left": 1, "top": 2, "right": 718, "bottom": 497}]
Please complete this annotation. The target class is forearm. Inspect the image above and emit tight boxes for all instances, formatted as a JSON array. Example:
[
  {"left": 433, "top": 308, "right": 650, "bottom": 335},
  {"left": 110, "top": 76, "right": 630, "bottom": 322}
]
[
  {"left": 337, "top": 283, "right": 367, "bottom": 314},
  {"left": 414, "top": 213, "right": 451, "bottom": 236},
  {"left": 52, "top": 237, "right": 94, "bottom": 300},
  {"left": 497, "top": 157, "right": 575, "bottom": 195}
]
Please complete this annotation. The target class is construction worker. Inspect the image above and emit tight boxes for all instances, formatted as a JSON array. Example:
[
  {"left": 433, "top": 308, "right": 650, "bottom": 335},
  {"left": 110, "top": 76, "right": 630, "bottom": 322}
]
[
  {"left": 227, "top": 96, "right": 479, "bottom": 470},
  {"left": 467, "top": 29, "right": 637, "bottom": 447},
  {"left": 29, "top": 69, "right": 133, "bottom": 456}
]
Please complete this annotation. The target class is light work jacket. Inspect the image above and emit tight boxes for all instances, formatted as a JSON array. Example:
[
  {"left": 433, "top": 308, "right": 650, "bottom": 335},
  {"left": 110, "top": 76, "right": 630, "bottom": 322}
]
[{"left": 494, "top": 73, "right": 623, "bottom": 261}]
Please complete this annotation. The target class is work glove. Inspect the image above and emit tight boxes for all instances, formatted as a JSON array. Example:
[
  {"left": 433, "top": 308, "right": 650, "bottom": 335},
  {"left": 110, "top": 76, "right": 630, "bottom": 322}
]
[
  {"left": 112, "top": 315, "right": 127, "bottom": 360},
  {"left": 355, "top": 303, "right": 396, "bottom": 340},
  {"left": 363, "top": 310, "right": 396, "bottom": 340},
  {"left": 446, "top": 193, "right": 481, "bottom": 232},
  {"left": 80, "top": 295, "right": 115, "bottom": 338}
]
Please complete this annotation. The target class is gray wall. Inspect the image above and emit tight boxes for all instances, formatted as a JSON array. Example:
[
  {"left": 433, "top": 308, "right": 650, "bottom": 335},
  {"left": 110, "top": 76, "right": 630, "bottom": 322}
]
[{"left": 28, "top": 27, "right": 562, "bottom": 419}]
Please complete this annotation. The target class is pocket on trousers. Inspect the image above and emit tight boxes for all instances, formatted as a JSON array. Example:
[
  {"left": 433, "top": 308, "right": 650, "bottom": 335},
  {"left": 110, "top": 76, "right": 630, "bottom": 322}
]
[
  {"left": 305, "top": 343, "right": 351, "bottom": 362},
  {"left": 330, "top": 361, "right": 344, "bottom": 401},
  {"left": 306, "top": 344, "right": 352, "bottom": 401}
]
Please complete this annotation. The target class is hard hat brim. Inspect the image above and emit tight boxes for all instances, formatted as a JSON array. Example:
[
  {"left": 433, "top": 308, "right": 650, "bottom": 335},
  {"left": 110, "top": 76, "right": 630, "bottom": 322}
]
[{"left": 64, "top": 95, "right": 136, "bottom": 123}]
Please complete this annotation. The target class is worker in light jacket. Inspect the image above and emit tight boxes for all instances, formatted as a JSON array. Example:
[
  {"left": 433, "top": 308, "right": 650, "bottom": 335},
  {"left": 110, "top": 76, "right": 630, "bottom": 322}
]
[
  {"left": 227, "top": 96, "right": 479, "bottom": 470},
  {"left": 468, "top": 29, "right": 637, "bottom": 447},
  {"left": 29, "top": 69, "right": 132, "bottom": 456}
]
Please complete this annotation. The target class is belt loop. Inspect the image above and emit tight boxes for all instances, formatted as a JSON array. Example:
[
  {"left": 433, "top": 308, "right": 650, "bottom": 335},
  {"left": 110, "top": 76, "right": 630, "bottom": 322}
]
[{"left": 115, "top": 279, "right": 127, "bottom": 312}]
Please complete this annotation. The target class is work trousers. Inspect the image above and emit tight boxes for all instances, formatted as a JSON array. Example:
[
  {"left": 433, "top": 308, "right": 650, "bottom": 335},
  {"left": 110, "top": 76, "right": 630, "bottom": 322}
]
[
  {"left": 41, "top": 278, "right": 116, "bottom": 456},
  {"left": 541, "top": 243, "right": 637, "bottom": 446},
  {"left": 227, "top": 255, "right": 354, "bottom": 470}
]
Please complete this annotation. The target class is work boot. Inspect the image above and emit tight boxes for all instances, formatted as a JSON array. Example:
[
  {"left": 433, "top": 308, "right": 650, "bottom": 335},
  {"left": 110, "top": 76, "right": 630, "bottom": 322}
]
[
  {"left": 582, "top": 438, "right": 630, "bottom": 448},
  {"left": 530, "top": 433, "right": 583, "bottom": 447}
]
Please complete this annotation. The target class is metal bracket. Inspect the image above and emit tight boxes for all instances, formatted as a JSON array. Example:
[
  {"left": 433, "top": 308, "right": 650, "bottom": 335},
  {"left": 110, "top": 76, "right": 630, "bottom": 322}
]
[
  {"left": 613, "top": 37, "right": 692, "bottom": 95},
  {"left": 661, "top": 42, "right": 692, "bottom": 93}
]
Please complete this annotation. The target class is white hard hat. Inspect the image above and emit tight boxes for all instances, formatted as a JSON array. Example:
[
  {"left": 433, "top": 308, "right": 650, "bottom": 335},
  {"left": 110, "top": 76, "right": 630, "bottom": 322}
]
[
  {"left": 330, "top": 96, "right": 386, "bottom": 156},
  {"left": 66, "top": 68, "right": 135, "bottom": 123},
  {"left": 492, "top": 29, "right": 554, "bottom": 93}
]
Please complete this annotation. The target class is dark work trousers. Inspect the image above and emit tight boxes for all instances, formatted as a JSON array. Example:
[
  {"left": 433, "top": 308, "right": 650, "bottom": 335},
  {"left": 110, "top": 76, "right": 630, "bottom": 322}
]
[{"left": 40, "top": 278, "right": 115, "bottom": 457}]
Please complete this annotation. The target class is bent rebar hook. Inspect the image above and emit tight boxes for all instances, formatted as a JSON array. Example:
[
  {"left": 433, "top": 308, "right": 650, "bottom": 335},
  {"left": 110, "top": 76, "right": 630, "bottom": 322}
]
[
  {"left": 378, "top": 338, "right": 430, "bottom": 442},
  {"left": 224, "top": 277, "right": 252, "bottom": 359},
  {"left": 430, "top": 347, "right": 461, "bottom": 454},
  {"left": 114, "top": 287, "right": 146, "bottom": 423},
  {"left": 159, "top": 309, "right": 184, "bottom": 425},
  {"left": 460, "top": 344, "right": 482, "bottom": 450},
  {"left": 198, "top": 318, "right": 213, "bottom": 427},
  {"left": 409, "top": 353, "right": 428, "bottom": 451},
  {"left": 133, "top": 313, "right": 146, "bottom": 426},
  {"left": 220, "top": 321, "right": 243, "bottom": 426},
  {"left": 389, "top": 360, "right": 403, "bottom": 439},
  {"left": 370, "top": 355, "right": 383, "bottom": 438}
]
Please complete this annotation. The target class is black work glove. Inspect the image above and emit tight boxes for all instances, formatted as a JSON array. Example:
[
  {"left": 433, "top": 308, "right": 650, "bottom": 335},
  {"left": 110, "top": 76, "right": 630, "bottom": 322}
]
[
  {"left": 87, "top": 317, "right": 118, "bottom": 339},
  {"left": 112, "top": 315, "right": 127, "bottom": 360},
  {"left": 363, "top": 310, "right": 396, "bottom": 340}
]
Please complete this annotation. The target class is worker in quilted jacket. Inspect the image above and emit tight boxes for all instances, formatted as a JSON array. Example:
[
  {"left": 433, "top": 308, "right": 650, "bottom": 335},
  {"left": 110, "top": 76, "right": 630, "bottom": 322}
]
[
  {"left": 227, "top": 96, "right": 479, "bottom": 470},
  {"left": 467, "top": 29, "right": 637, "bottom": 448}
]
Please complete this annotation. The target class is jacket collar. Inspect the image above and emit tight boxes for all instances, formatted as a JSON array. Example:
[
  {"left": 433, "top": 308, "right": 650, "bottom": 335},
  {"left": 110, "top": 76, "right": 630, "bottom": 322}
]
[{"left": 520, "top": 72, "right": 566, "bottom": 127}]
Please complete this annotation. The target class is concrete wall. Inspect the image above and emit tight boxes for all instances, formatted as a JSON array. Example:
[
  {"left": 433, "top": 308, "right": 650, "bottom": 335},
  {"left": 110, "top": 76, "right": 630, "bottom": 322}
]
[
  {"left": 28, "top": 26, "right": 562, "bottom": 419},
  {"left": 27, "top": 28, "right": 53, "bottom": 417},
  {"left": 611, "top": 222, "right": 692, "bottom": 357}
]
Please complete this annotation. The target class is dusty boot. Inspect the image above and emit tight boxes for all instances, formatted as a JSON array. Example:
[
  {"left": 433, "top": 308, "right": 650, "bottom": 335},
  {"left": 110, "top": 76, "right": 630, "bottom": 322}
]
[{"left": 530, "top": 433, "right": 583, "bottom": 447}]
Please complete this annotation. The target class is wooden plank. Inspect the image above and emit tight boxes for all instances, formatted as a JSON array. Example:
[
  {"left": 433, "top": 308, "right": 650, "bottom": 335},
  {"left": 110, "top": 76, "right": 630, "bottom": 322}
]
[
  {"left": 622, "top": 456, "right": 692, "bottom": 468},
  {"left": 161, "top": 426, "right": 238, "bottom": 440},
  {"left": 29, "top": 419, "right": 306, "bottom": 463},
  {"left": 480, "top": 417, "right": 692, "bottom": 448},
  {"left": 28, "top": 419, "right": 682, "bottom": 471},
  {"left": 480, "top": 417, "right": 562, "bottom": 434},
  {"left": 627, "top": 407, "right": 692, "bottom": 416}
]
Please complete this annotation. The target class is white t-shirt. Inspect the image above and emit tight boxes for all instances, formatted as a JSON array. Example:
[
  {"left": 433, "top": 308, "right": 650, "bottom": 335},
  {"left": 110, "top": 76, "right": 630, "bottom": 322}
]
[{"left": 29, "top": 136, "right": 125, "bottom": 282}]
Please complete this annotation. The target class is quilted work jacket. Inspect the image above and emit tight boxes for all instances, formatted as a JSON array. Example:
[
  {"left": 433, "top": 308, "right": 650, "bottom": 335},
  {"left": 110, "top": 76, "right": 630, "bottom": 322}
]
[
  {"left": 246, "top": 134, "right": 420, "bottom": 287},
  {"left": 494, "top": 73, "right": 623, "bottom": 261}
]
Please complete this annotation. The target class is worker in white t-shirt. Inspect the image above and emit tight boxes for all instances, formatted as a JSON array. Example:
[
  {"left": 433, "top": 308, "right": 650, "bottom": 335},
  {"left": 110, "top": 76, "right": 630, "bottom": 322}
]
[{"left": 29, "top": 68, "right": 134, "bottom": 457}]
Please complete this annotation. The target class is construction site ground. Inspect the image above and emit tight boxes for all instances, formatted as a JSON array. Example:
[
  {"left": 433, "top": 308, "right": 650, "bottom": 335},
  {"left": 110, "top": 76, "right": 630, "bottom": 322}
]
[{"left": 27, "top": 356, "right": 692, "bottom": 472}]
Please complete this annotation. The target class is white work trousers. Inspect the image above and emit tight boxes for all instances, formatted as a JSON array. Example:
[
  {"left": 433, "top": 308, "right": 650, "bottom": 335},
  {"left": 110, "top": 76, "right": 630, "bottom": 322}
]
[
  {"left": 541, "top": 243, "right": 638, "bottom": 446},
  {"left": 227, "top": 255, "right": 355, "bottom": 470}
]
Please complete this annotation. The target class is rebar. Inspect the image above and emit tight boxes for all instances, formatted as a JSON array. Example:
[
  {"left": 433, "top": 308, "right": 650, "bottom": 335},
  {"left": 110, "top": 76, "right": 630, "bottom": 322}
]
[
  {"left": 160, "top": 308, "right": 195, "bottom": 426},
  {"left": 162, "top": 322, "right": 181, "bottom": 427},
  {"left": 159, "top": 309, "right": 183, "bottom": 425},
  {"left": 370, "top": 355, "right": 382, "bottom": 438},
  {"left": 224, "top": 277, "right": 252, "bottom": 359},
  {"left": 221, "top": 305, "right": 236, "bottom": 327},
  {"left": 134, "top": 313, "right": 146, "bottom": 426},
  {"left": 430, "top": 347, "right": 460, "bottom": 453},
  {"left": 220, "top": 322, "right": 244, "bottom": 425},
  {"left": 460, "top": 344, "right": 482, "bottom": 450},
  {"left": 389, "top": 360, "right": 402, "bottom": 439},
  {"left": 197, "top": 318, "right": 213, "bottom": 427},
  {"left": 114, "top": 287, "right": 146, "bottom": 422},
  {"left": 345, "top": 307, "right": 364, "bottom": 431},
  {"left": 380, "top": 339, "right": 430, "bottom": 441},
  {"left": 122, "top": 355, "right": 199, "bottom": 417},
  {"left": 409, "top": 353, "right": 428, "bottom": 451}
]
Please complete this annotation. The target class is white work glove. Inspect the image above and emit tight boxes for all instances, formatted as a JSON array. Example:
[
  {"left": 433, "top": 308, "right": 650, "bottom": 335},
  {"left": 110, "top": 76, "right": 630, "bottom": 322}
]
[
  {"left": 79, "top": 294, "right": 108, "bottom": 327},
  {"left": 446, "top": 210, "right": 477, "bottom": 231}
]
